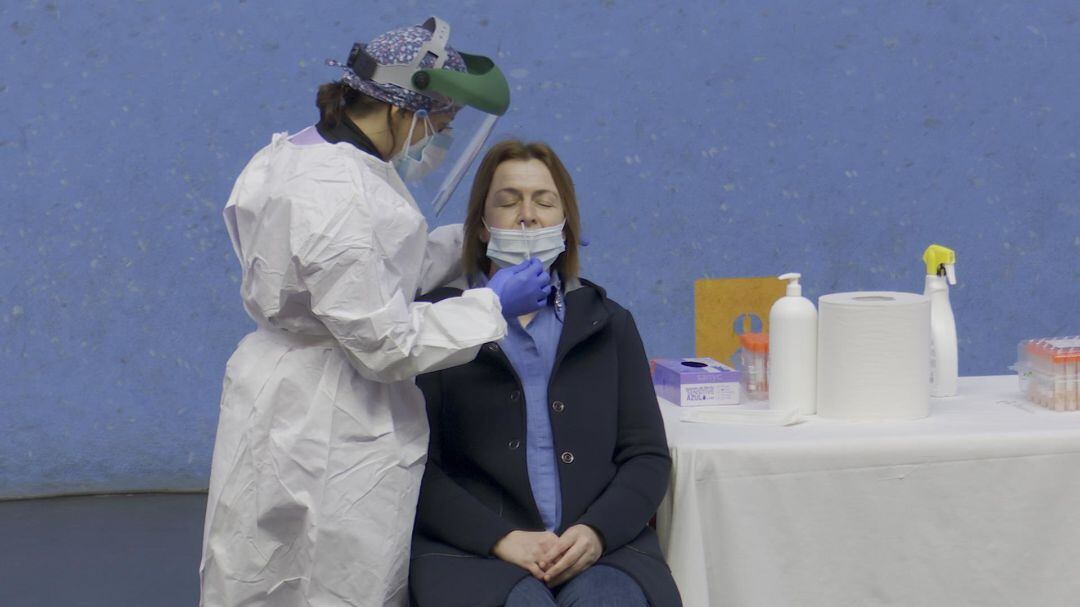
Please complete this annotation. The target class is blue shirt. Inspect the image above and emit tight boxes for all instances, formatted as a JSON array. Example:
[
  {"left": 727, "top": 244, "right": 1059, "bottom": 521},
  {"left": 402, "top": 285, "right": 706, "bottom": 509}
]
[{"left": 475, "top": 272, "right": 565, "bottom": 531}]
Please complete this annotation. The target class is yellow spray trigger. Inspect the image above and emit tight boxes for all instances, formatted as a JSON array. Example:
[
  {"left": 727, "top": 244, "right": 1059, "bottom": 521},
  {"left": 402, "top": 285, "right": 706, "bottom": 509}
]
[{"left": 923, "top": 244, "right": 957, "bottom": 283}]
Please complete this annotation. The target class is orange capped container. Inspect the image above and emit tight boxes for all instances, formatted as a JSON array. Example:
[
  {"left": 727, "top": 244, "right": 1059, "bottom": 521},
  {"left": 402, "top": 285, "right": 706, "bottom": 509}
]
[
  {"left": 737, "top": 332, "right": 770, "bottom": 400},
  {"left": 1015, "top": 337, "right": 1080, "bottom": 411}
]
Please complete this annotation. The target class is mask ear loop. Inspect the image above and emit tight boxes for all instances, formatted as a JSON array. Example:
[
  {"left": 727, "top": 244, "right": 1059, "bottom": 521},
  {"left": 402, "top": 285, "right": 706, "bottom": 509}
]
[
  {"left": 422, "top": 112, "right": 435, "bottom": 140},
  {"left": 401, "top": 109, "right": 423, "bottom": 159}
]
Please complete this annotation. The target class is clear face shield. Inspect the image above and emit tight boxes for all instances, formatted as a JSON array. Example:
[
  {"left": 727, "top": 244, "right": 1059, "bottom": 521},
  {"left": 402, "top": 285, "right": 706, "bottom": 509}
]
[
  {"left": 402, "top": 109, "right": 500, "bottom": 216},
  {"left": 345, "top": 17, "right": 509, "bottom": 216}
]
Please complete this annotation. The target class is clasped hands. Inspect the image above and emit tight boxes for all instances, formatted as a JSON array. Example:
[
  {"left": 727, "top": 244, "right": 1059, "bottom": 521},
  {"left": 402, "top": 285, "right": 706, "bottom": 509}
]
[{"left": 492, "top": 524, "right": 603, "bottom": 587}]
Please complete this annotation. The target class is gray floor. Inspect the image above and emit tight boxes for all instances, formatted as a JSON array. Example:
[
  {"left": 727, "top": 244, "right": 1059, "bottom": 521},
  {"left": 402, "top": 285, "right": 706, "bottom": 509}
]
[{"left": 0, "top": 493, "right": 206, "bottom": 607}]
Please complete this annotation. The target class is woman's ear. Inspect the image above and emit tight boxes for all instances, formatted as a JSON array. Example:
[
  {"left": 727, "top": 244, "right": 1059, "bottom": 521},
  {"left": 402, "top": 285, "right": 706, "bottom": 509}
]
[{"left": 392, "top": 106, "right": 420, "bottom": 130}]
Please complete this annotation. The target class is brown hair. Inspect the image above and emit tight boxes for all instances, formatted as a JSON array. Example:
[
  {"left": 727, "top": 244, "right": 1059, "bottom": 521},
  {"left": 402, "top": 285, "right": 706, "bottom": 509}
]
[
  {"left": 315, "top": 81, "right": 386, "bottom": 128},
  {"left": 463, "top": 140, "right": 582, "bottom": 282}
]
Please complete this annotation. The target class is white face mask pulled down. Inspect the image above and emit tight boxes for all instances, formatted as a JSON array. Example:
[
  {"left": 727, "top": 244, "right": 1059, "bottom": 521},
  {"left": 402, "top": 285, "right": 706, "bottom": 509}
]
[
  {"left": 393, "top": 110, "right": 453, "bottom": 182},
  {"left": 485, "top": 220, "right": 566, "bottom": 272}
]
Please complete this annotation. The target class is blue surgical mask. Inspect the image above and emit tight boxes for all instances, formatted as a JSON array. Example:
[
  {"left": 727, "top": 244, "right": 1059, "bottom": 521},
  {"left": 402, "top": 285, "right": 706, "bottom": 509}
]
[
  {"left": 393, "top": 111, "right": 453, "bottom": 182},
  {"left": 485, "top": 220, "right": 567, "bottom": 271}
]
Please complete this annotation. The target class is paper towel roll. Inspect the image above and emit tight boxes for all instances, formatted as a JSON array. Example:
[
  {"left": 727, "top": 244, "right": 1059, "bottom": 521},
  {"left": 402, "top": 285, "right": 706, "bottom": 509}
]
[{"left": 817, "top": 291, "right": 930, "bottom": 420}]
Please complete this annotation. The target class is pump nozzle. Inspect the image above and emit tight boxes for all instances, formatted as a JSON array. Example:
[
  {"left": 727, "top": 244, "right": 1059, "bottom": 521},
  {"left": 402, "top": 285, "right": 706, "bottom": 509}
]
[
  {"left": 778, "top": 272, "right": 802, "bottom": 296},
  {"left": 922, "top": 245, "right": 957, "bottom": 285},
  {"left": 943, "top": 263, "right": 956, "bottom": 285}
]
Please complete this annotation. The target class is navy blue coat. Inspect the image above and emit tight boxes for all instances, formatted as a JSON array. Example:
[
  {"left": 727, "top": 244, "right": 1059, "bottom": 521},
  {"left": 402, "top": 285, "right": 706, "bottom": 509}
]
[{"left": 409, "top": 279, "right": 681, "bottom": 607}]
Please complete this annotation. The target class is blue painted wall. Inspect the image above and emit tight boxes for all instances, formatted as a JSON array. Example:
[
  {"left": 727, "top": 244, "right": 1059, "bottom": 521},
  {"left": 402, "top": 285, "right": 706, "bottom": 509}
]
[{"left": 2, "top": 1, "right": 1077, "bottom": 498}]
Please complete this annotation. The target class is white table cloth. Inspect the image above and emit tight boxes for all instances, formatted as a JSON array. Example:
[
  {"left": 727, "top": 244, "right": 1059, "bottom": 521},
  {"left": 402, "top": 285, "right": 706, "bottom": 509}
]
[{"left": 656, "top": 376, "right": 1080, "bottom": 607}]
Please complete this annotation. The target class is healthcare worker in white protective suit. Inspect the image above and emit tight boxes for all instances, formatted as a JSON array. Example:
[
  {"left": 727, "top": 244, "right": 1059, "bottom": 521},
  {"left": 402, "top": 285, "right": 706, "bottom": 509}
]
[{"left": 200, "top": 18, "right": 553, "bottom": 607}]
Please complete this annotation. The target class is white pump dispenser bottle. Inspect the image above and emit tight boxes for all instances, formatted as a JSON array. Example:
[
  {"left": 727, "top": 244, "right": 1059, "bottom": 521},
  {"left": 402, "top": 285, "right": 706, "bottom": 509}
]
[{"left": 768, "top": 273, "right": 818, "bottom": 414}]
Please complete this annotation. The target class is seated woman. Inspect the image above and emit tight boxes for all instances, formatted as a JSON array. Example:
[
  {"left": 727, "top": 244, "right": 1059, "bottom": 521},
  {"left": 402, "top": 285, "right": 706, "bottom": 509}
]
[{"left": 409, "top": 140, "right": 681, "bottom": 607}]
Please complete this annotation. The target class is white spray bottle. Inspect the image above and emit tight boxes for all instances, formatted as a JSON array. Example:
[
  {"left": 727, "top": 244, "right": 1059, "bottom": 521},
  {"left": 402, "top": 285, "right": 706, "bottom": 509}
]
[
  {"left": 768, "top": 273, "right": 818, "bottom": 414},
  {"left": 923, "top": 244, "right": 958, "bottom": 397}
]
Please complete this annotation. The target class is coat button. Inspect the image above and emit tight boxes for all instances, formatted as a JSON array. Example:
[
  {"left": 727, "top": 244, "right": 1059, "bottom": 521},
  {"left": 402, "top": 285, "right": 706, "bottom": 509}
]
[
  {"left": 560, "top": 451, "right": 575, "bottom": 464},
  {"left": 551, "top": 400, "right": 565, "bottom": 413},
  {"left": 510, "top": 390, "right": 521, "bottom": 402},
  {"left": 508, "top": 439, "right": 521, "bottom": 450},
  {"left": 591, "top": 320, "right": 600, "bottom": 326}
]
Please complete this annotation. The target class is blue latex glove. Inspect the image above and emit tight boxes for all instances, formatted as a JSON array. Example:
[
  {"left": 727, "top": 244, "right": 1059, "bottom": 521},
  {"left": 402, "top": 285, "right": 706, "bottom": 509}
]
[{"left": 487, "top": 258, "right": 552, "bottom": 317}]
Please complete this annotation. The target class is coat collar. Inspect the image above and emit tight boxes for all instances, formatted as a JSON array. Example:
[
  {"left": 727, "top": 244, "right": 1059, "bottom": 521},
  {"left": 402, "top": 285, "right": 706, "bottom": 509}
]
[
  {"left": 430, "top": 278, "right": 614, "bottom": 372},
  {"left": 315, "top": 116, "right": 384, "bottom": 160},
  {"left": 552, "top": 279, "right": 611, "bottom": 368},
  {"left": 472, "top": 272, "right": 568, "bottom": 322}
]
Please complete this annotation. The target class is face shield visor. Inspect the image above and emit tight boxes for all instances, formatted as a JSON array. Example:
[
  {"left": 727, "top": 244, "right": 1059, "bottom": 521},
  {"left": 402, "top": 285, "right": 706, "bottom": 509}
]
[{"left": 344, "top": 17, "right": 510, "bottom": 216}]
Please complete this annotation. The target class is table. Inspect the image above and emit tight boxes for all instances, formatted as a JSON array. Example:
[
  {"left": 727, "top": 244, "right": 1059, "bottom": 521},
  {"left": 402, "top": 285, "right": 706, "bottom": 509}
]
[{"left": 655, "top": 376, "right": 1080, "bottom": 607}]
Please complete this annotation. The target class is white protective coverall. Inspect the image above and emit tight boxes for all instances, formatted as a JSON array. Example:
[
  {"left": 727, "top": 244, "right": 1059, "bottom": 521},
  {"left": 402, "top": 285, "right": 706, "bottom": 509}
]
[{"left": 200, "top": 132, "right": 507, "bottom": 606}]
